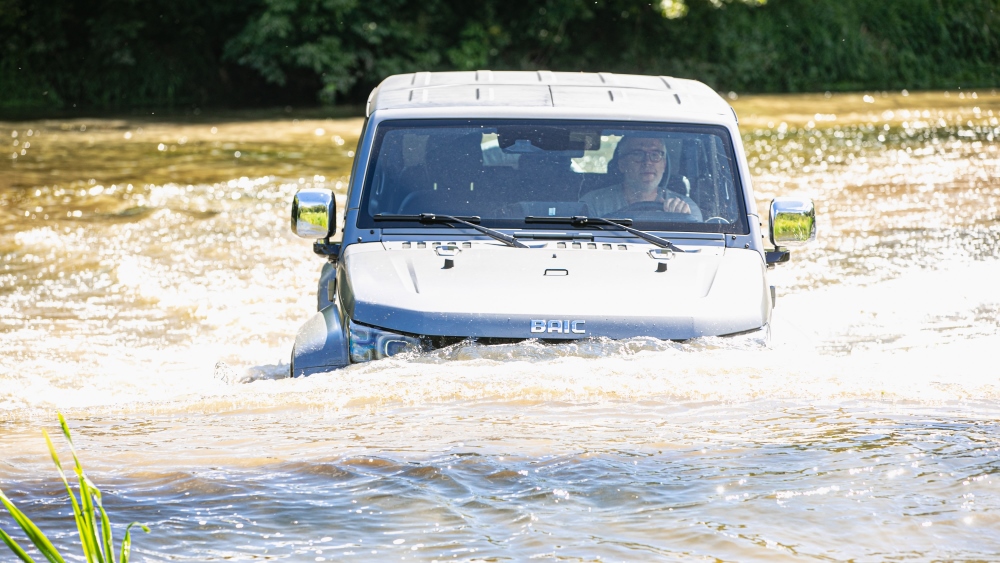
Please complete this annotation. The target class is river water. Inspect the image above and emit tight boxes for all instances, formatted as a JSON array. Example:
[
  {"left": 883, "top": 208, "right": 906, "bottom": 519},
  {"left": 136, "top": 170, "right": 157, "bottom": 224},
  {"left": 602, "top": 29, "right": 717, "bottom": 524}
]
[{"left": 1, "top": 91, "right": 999, "bottom": 561}]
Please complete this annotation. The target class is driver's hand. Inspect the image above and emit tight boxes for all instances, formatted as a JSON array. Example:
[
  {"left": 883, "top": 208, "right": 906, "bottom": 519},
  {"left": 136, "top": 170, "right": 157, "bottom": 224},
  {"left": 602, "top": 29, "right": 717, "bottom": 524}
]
[{"left": 662, "top": 198, "right": 691, "bottom": 214}]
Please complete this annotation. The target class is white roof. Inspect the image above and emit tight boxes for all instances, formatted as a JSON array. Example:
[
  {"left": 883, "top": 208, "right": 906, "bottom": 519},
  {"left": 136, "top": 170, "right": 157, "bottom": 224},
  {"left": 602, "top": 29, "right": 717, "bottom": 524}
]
[{"left": 367, "top": 71, "right": 733, "bottom": 121}]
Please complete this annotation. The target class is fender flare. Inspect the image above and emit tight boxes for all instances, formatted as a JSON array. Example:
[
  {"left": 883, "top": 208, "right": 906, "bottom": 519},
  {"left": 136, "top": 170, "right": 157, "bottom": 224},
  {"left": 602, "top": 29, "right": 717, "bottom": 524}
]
[{"left": 290, "top": 304, "right": 349, "bottom": 377}]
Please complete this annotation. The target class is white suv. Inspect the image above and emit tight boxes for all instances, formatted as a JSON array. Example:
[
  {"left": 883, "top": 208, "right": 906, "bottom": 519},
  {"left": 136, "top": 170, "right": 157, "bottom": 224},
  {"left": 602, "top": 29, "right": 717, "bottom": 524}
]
[{"left": 289, "top": 71, "right": 815, "bottom": 376}]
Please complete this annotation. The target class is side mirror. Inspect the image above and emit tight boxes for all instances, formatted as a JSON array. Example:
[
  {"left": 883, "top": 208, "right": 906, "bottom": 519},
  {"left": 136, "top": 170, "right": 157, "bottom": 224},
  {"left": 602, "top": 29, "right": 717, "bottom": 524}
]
[
  {"left": 769, "top": 197, "right": 816, "bottom": 247},
  {"left": 291, "top": 189, "right": 336, "bottom": 239}
]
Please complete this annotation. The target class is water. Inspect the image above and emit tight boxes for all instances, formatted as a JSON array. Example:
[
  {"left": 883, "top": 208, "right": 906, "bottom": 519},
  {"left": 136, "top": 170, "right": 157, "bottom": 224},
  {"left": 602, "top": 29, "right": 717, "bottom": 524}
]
[{"left": 2, "top": 91, "right": 999, "bottom": 561}]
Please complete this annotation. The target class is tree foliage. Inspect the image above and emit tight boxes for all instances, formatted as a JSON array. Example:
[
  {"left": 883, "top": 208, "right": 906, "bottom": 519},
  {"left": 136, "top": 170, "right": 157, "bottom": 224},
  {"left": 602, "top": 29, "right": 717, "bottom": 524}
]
[{"left": 1, "top": 0, "right": 997, "bottom": 112}]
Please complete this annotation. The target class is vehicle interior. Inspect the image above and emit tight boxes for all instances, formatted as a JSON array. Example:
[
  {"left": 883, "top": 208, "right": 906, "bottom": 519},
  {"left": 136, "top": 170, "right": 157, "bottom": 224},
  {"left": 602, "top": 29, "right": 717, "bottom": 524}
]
[{"left": 362, "top": 121, "right": 748, "bottom": 232}]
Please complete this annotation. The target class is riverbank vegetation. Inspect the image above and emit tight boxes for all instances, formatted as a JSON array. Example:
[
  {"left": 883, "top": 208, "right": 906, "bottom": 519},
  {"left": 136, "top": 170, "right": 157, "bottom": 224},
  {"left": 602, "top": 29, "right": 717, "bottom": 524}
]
[
  {"left": 1, "top": 0, "right": 997, "bottom": 114},
  {"left": 0, "top": 414, "right": 148, "bottom": 562}
]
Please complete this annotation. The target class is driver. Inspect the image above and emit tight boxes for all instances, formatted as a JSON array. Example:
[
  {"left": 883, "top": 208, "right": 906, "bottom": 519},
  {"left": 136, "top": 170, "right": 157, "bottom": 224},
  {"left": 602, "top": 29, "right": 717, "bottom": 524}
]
[{"left": 580, "top": 136, "right": 702, "bottom": 220}]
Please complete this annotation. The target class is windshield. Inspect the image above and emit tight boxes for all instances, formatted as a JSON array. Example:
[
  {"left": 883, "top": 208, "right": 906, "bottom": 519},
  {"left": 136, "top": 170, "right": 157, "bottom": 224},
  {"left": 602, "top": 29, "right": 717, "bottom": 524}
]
[{"left": 358, "top": 120, "right": 748, "bottom": 233}]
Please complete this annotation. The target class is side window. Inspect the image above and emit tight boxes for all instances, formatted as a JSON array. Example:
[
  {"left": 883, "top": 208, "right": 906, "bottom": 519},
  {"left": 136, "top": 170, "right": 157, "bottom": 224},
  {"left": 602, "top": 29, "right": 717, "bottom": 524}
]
[{"left": 346, "top": 118, "right": 368, "bottom": 194}]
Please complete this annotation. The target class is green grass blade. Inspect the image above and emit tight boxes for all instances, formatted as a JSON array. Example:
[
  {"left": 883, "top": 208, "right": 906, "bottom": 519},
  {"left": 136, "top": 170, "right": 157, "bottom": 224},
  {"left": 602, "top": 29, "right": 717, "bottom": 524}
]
[
  {"left": 75, "top": 472, "right": 103, "bottom": 563},
  {"left": 5, "top": 414, "right": 148, "bottom": 563},
  {"left": 117, "top": 523, "right": 149, "bottom": 563},
  {"left": 0, "top": 489, "right": 66, "bottom": 563},
  {"left": 42, "top": 430, "right": 83, "bottom": 522},
  {"left": 90, "top": 482, "right": 115, "bottom": 563},
  {"left": 77, "top": 473, "right": 103, "bottom": 560},
  {"left": 0, "top": 526, "right": 38, "bottom": 563},
  {"left": 55, "top": 415, "right": 103, "bottom": 563},
  {"left": 43, "top": 429, "right": 95, "bottom": 563}
]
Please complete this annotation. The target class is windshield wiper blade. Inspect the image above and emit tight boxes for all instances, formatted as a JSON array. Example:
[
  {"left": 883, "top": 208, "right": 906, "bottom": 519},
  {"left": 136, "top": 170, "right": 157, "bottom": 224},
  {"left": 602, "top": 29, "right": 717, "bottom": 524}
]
[
  {"left": 374, "top": 213, "right": 527, "bottom": 248},
  {"left": 524, "top": 215, "right": 685, "bottom": 252}
]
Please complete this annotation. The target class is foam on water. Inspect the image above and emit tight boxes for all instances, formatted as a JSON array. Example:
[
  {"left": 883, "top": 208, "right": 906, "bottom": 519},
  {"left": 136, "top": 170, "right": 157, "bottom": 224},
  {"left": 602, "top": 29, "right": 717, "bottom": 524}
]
[{"left": 3, "top": 261, "right": 999, "bottom": 416}]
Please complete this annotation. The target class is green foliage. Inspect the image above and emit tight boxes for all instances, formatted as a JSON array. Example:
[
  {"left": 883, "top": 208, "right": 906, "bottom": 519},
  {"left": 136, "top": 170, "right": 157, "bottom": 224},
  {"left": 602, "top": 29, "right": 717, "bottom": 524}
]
[
  {"left": 772, "top": 212, "right": 814, "bottom": 244},
  {"left": 223, "top": 0, "right": 1000, "bottom": 100},
  {"left": 0, "top": 414, "right": 149, "bottom": 563},
  {"left": 223, "top": 0, "right": 450, "bottom": 104},
  {"left": 297, "top": 208, "right": 331, "bottom": 232},
  {"left": 1, "top": 0, "right": 997, "bottom": 112},
  {"left": 0, "top": 0, "right": 262, "bottom": 111},
  {"left": 705, "top": 0, "right": 1000, "bottom": 92}
]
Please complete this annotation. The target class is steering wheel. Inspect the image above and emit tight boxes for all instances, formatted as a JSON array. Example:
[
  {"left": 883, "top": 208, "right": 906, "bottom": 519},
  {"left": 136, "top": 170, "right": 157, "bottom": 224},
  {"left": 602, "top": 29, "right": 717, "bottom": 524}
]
[
  {"left": 705, "top": 216, "right": 731, "bottom": 224},
  {"left": 608, "top": 200, "right": 698, "bottom": 222}
]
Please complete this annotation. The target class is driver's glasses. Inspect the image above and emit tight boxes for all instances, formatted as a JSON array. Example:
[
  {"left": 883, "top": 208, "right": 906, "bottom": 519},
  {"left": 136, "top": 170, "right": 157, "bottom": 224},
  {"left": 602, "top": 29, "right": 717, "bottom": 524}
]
[{"left": 622, "top": 150, "right": 666, "bottom": 164}]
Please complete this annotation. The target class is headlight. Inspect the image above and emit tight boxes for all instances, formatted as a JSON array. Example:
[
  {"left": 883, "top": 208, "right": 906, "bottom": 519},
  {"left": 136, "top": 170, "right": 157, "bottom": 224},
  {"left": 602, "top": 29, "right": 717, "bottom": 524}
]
[{"left": 348, "top": 320, "right": 425, "bottom": 363}]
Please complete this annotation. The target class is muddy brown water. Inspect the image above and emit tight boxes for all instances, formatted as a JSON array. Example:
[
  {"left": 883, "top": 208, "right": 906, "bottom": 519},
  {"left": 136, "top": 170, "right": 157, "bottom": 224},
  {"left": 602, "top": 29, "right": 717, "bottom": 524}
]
[{"left": 1, "top": 91, "right": 999, "bottom": 561}]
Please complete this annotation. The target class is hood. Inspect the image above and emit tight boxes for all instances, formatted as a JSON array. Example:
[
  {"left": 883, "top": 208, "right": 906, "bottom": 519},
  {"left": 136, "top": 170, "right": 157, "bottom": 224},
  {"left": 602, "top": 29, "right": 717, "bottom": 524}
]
[{"left": 340, "top": 238, "right": 768, "bottom": 340}]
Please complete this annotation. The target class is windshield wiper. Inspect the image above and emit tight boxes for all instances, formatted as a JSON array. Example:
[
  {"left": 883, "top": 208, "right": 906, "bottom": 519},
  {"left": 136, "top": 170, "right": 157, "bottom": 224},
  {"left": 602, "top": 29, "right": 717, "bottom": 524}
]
[
  {"left": 374, "top": 213, "right": 527, "bottom": 248},
  {"left": 524, "top": 216, "right": 685, "bottom": 252}
]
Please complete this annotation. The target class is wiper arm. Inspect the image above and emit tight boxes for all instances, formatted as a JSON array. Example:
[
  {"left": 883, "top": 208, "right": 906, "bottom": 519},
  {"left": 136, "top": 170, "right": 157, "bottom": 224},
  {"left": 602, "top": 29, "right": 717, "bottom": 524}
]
[
  {"left": 374, "top": 213, "right": 527, "bottom": 248},
  {"left": 524, "top": 216, "right": 685, "bottom": 253}
]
